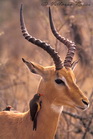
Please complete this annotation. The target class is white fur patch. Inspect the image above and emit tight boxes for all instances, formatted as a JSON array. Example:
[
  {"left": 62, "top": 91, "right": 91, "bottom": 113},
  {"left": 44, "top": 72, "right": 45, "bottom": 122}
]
[
  {"left": 51, "top": 104, "right": 63, "bottom": 114},
  {"left": 62, "top": 77, "right": 70, "bottom": 89}
]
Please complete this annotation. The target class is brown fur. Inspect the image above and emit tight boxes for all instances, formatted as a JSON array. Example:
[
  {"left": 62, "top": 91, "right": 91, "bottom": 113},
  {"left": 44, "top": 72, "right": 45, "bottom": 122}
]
[
  {"left": 0, "top": 63, "right": 89, "bottom": 139},
  {"left": 0, "top": 98, "right": 60, "bottom": 139}
]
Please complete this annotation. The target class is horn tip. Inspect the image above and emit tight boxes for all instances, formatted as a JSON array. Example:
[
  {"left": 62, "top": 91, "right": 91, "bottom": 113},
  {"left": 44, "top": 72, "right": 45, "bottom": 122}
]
[{"left": 20, "top": 4, "right": 23, "bottom": 11}]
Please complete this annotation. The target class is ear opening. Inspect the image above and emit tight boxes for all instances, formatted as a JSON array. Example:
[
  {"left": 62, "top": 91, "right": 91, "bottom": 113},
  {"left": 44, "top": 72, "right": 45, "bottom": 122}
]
[{"left": 22, "top": 58, "right": 45, "bottom": 76}]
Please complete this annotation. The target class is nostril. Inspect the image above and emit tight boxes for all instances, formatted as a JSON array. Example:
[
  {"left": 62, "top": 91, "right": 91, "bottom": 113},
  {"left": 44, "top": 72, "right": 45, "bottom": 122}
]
[{"left": 82, "top": 100, "right": 88, "bottom": 106}]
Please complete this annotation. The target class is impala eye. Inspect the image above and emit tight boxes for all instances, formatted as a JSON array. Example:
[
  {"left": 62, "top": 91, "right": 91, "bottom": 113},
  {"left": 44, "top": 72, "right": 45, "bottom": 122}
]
[{"left": 55, "top": 79, "right": 65, "bottom": 85}]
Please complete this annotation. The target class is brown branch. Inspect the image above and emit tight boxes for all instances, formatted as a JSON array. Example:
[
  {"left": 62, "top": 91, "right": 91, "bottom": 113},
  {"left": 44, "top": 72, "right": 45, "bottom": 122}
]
[
  {"left": 82, "top": 114, "right": 93, "bottom": 139},
  {"left": 63, "top": 110, "right": 93, "bottom": 136},
  {"left": 62, "top": 110, "right": 87, "bottom": 120}
]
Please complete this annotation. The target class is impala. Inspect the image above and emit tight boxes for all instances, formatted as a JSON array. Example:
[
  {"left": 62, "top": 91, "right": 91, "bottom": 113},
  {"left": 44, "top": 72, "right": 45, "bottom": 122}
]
[{"left": 0, "top": 5, "right": 89, "bottom": 139}]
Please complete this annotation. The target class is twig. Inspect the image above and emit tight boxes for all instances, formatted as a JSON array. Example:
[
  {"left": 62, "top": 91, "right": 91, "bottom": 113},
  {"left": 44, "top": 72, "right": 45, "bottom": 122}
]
[
  {"left": 82, "top": 114, "right": 93, "bottom": 139},
  {"left": 62, "top": 110, "right": 87, "bottom": 120}
]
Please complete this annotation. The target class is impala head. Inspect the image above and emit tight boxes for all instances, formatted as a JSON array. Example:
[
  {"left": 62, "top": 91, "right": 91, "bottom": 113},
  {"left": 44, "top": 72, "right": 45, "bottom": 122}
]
[{"left": 20, "top": 5, "right": 89, "bottom": 110}]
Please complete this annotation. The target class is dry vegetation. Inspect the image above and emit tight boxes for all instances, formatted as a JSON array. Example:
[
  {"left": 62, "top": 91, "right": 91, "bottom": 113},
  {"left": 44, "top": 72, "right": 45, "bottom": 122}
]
[{"left": 0, "top": 0, "right": 93, "bottom": 138}]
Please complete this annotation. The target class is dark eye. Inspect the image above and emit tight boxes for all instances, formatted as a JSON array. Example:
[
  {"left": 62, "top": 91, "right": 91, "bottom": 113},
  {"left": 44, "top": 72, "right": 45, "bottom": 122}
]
[{"left": 55, "top": 79, "right": 65, "bottom": 85}]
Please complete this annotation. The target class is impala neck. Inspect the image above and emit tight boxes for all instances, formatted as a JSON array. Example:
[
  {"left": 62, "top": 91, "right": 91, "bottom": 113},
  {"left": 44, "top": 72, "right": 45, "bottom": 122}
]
[
  {"left": 33, "top": 80, "right": 63, "bottom": 139},
  {"left": 23, "top": 87, "right": 63, "bottom": 139},
  {"left": 32, "top": 96, "right": 63, "bottom": 139}
]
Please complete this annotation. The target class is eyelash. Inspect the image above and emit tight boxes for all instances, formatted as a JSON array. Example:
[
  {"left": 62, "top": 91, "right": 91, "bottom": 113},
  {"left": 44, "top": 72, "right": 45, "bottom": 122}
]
[{"left": 55, "top": 79, "right": 65, "bottom": 85}]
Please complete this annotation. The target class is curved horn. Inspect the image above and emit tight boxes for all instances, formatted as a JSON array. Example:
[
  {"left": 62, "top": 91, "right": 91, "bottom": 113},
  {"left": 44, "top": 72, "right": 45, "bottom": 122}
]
[
  {"left": 20, "top": 4, "right": 63, "bottom": 70},
  {"left": 49, "top": 7, "right": 76, "bottom": 68}
]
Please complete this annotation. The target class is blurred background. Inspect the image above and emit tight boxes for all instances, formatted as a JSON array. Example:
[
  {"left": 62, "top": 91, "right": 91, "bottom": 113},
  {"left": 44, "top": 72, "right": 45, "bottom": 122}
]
[{"left": 0, "top": 0, "right": 93, "bottom": 138}]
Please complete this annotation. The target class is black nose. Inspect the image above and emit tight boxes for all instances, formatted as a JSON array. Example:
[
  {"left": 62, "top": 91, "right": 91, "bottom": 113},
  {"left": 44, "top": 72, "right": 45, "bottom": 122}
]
[{"left": 82, "top": 100, "right": 89, "bottom": 106}]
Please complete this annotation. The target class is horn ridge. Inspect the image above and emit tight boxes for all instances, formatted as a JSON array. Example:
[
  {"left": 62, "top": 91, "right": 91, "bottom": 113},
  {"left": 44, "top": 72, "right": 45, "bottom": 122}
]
[
  {"left": 49, "top": 7, "right": 76, "bottom": 68},
  {"left": 20, "top": 4, "right": 63, "bottom": 70}
]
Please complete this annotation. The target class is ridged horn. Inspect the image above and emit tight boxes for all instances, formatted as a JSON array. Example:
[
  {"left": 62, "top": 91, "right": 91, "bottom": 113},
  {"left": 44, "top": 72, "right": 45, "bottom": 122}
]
[
  {"left": 20, "top": 4, "right": 63, "bottom": 70},
  {"left": 49, "top": 7, "right": 76, "bottom": 68}
]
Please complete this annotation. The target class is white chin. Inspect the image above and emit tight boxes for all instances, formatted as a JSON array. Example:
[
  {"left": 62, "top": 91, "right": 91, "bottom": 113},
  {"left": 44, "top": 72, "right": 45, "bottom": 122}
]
[{"left": 76, "top": 105, "right": 89, "bottom": 111}]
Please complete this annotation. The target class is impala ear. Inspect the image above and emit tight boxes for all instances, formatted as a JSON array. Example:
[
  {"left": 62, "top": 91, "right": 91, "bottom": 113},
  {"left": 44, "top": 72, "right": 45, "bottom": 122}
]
[
  {"left": 22, "top": 58, "right": 45, "bottom": 76},
  {"left": 71, "top": 60, "right": 79, "bottom": 70}
]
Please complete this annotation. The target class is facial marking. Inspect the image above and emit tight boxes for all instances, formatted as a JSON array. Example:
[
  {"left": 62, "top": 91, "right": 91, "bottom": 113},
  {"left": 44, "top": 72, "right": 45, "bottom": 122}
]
[
  {"left": 56, "top": 71, "right": 76, "bottom": 89},
  {"left": 61, "top": 77, "right": 70, "bottom": 89}
]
